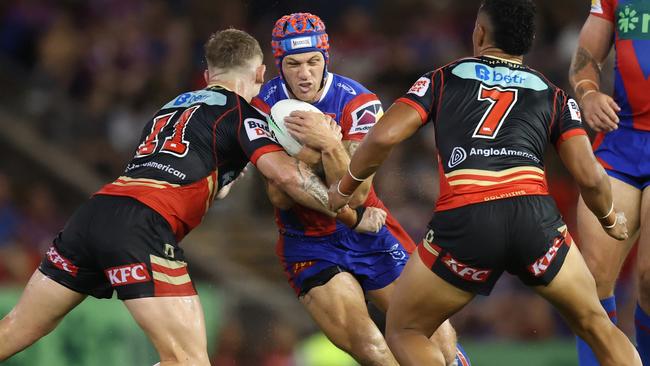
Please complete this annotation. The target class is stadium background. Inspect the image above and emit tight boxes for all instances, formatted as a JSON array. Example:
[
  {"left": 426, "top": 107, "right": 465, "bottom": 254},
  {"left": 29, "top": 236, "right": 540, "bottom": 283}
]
[{"left": 0, "top": 0, "right": 637, "bottom": 365}]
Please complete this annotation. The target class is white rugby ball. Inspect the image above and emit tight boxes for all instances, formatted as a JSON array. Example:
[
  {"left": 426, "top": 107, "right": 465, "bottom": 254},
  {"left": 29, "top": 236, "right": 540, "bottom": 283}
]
[{"left": 269, "top": 99, "right": 323, "bottom": 156}]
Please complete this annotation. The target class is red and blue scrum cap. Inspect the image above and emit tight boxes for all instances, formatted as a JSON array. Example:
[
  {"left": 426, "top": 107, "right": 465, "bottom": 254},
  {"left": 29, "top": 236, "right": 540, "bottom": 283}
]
[{"left": 271, "top": 13, "right": 330, "bottom": 72}]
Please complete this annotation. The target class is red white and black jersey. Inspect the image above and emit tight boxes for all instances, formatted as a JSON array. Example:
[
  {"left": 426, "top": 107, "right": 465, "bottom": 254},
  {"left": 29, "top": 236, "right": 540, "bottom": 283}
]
[
  {"left": 97, "top": 86, "right": 283, "bottom": 240},
  {"left": 397, "top": 56, "right": 586, "bottom": 211}
]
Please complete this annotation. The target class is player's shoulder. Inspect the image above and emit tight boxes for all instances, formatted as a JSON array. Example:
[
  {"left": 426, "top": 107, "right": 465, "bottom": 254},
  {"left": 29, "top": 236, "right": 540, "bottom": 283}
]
[
  {"left": 258, "top": 77, "right": 287, "bottom": 106},
  {"left": 330, "top": 73, "right": 373, "bottom": 97}
]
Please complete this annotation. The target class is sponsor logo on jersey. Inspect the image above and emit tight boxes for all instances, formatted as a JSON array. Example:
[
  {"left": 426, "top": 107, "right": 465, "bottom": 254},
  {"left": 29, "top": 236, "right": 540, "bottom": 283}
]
[
  {"left": 105, "top": 263, "right": 151, "bottom": 286},
  {"left": 616, "top": 3, "right": 650, "bottom": 39},
  {"left": 292, "top": 260, "right": 316, "bottom": 275},
  {"left": 448, "top": 147, "right": 467, "bottom": 168},
  {"left": 408, "top": 77, "right": 431, "bottom": 97},
  {"left": 441, "top": 253, "right": 492, "bottom": 282},
  {"left": 163, "top": 90, "right": 227, "bottom": 109},
  {"left": 469, "top": 147, "right": 541, "bottom": 163},
  {"left": 591, "top": 0, "right": 603, "bottom": 14},
  {"left": 46, "top": 246, "right": 78, "bottom": 276},
  {"left": 389, "top": 243, "right": 407, "bottom": 261},
  {"left": 350, "top": 101, "right": 383, "bottom": 134},
  {"left": 528, "top": 234, "right": 570, "bottom": 277},
  {"left": 337, "top": 82, "right": 357, "bottom": 95},
  {"left": 263, "top": 85, "right": 278, "bottom": 102},
  {"left": 567, "top": 98, "right": 582, "bottom": 122},
  {"left": 244, "top": 118, "right": 277, "bottom": 142},
  {"left": 290, "top": 36, "right": 313, "bottom": 49},
  {"left": 452, "top": 62, "right": 548, "bottom": 91}
]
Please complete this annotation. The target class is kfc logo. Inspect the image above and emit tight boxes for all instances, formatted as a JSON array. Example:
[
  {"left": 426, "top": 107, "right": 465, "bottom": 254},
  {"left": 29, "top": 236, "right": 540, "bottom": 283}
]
[
  {"left": 46, "top": 246, "right": 78, "bottom": 277},
  {"left": 105, "top": 263, "right": 151, "bottom": 286},
  {"left": 528, "top": 234, "right": 571, "bottom": 277},
  {"left": 441, "top": 253, "right": 491, "bottom": 282},
  {"left": 408, "top": 77, "right": 431, "bottom": 97}
]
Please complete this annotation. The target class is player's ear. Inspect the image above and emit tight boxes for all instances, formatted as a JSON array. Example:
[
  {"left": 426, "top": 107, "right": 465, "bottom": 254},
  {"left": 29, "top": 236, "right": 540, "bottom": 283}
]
[
  {"left": 203, "top": 69, "right": 210, "bottom": 85},
  {"left": 255, "top": 64, "right": 266, "bottom": 84}
]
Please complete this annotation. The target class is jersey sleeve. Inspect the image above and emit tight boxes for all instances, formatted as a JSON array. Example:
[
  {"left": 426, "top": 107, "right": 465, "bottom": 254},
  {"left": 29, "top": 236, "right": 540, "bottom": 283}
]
[
  {"left": 551, "top": 91, "right": 587, "bottom": 148},
  {"left": 339, "top": 94, "right": 384, "bottom": 141},
  {"left": 251, "top": 96, "right": 271, "bottom": 115},
  {"left": 590, "top": 0, "right": 614, "bottom": 22},
  {"left": 395, "top": 70, "right": 441, "bottom": 124},
  {"left": 237, "top": 101, "right": 284, "bottom": 165}
]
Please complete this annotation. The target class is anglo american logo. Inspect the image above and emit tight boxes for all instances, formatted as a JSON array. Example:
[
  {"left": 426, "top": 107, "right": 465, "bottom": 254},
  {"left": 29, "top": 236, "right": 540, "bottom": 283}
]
[
  {"left": 105, "top": 263, "right": 151, "bottom": 286},
  {"left": 441, "top": 253, "right": 491, "bottom": 282}
]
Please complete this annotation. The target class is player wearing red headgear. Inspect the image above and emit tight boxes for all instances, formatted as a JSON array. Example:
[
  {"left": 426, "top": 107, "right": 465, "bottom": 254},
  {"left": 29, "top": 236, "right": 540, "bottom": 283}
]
[{"left": 252, "top": 13, "right": 469, "bottom": 366}]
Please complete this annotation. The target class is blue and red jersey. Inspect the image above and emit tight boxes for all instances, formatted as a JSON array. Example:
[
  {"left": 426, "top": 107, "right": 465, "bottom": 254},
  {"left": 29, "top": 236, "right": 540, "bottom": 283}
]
[
  {"left": 591, "top": 0, "right": 650, "bottom": 131},
  {"left": 252, "top": 73, "right": 414, "bottom": 250}
]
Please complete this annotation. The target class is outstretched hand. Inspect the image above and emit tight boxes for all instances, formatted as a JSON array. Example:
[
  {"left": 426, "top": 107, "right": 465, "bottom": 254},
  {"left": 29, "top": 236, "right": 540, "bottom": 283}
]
[
  {"left": 602, "top": 211, "right": 629, "bottom": 241},
  {"left": 580, "top": 91, "right": 621, "bottom": 132}
]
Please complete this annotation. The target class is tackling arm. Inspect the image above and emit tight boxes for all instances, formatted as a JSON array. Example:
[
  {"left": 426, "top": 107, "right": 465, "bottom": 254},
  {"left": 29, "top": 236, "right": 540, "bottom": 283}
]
[
  {"left": 557, "top": 135, "right": 628, "bottom": 240},
  {"left": 329, "top": 102, "right": 422, "bottom": 210}
]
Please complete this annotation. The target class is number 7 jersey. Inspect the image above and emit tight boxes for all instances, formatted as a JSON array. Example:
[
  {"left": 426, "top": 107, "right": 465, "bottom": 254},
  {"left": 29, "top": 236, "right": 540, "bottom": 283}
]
[{"left": 397, "top": 56, "right": 586, "bottom": 211}]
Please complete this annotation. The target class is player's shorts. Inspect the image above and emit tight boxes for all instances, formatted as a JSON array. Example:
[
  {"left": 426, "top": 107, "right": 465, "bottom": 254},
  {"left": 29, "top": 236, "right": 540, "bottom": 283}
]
[
  {"left": 418, "top": 195, "right": 573, "bottom": 296},
  {"left": 39, "top": 195, "right": 196, "bottom": 300},
  {"left": 593, "top": 127, "right": 650, "bottom": 190},
  {"left": 276, "top": 226, "right": 410, "bottom": 296}
]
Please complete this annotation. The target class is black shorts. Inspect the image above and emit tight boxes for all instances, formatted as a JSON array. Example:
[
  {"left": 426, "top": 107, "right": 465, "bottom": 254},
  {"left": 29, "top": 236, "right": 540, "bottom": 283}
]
[
  {"left": 418, "top": 195, "right": 573, "bottom": 295},
  {"left": 39, "top": 195, "right": 196, "bottom": 300}
]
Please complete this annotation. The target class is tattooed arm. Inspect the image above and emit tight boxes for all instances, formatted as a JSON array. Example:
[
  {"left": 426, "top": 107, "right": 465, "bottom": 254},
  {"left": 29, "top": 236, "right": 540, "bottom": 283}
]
[{"left": 569, "top": 14, "right": 619, "bottom": 132}]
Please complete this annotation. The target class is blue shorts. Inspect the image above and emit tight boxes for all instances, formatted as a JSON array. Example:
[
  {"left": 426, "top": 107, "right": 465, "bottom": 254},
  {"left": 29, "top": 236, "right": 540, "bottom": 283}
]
[
  {"left": 276, "top": 227, "right": 410, "bottom": 296},
  {"left": 594, "top": 127, "right": 650, "bottom": 189}
]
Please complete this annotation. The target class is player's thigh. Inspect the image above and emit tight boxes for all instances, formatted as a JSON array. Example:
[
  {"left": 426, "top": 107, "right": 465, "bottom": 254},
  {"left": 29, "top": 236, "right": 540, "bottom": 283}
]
[
  {"left": 300, "top": 272, "right": 377, "bottom": 343},
  {"left": 636, "top": 186, "right": 650, "bottom": 301},
  {"left": 2, "top": 270, "right": 85, "bottom": 338},
  {"left": 532, "top": 244, "right": 605, "bottom": 327},
  {"left": 124, "top": 295, "right": 207, "bottom": 358},
  {"left": 386, "top": 250, "right": 474, "bottom": 338},
  {"left": 577, "top": 177, "right": 640, "bottom": 280},
  {"left": 366, "top": 279, "right": 395, "bottom": 313}
]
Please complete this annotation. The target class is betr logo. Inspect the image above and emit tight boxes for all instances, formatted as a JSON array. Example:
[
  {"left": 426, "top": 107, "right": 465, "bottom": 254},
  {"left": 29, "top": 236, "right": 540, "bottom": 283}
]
[{"left": 475, "top": 65, "right": 490, "bottom": 81}]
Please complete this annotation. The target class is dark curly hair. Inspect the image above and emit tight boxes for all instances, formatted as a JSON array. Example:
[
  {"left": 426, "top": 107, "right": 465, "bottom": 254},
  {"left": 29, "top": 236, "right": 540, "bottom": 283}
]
[{"left": 480, "top": 0, "right": 536, "bottom": 55}]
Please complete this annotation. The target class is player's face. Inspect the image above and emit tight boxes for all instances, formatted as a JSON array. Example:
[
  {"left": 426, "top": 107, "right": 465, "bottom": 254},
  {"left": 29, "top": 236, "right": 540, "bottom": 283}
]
[{"left": 281, "top": 52, "right": 325, "bottom": 103}]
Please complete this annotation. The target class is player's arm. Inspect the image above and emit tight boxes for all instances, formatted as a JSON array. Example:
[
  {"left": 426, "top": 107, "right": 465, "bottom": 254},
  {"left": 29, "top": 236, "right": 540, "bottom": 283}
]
[
  {"left": 569, "top": 14, "right": 619, "bottom": 131},
  {"left": 329, "top": 102, "right": 422, "bottom": 210},
  {"left": 557, "top": 136, "right": 627, "bottom": 240},
  {"left": 341, "top": 140, "right": 373, "bottom": 207},
  {"left": 257, "top": 151, "right": 384, "bottom": 231},
  {"left": 552, "top": 92, "right": 627, "bottom": 240}
]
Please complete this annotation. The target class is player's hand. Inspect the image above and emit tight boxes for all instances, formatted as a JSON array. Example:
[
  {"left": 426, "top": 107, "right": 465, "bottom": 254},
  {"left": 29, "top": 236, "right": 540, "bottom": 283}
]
[
  {"left": 216, "top": 166, "right": 248, "bottom": 200},
  {"left": 328, "top": 181, "right": 352, "bottom": 211},
  {"left": 285, "top": 111, "right": 341, "bottom": 151},
  {"left": 354, "top": 207, "right": 387, "bottom": 233},
  {"left": 580, "top": 91, "right": 621, "bottom": 132},
  {"left": 601, "top": 211, "right": 629, "bottom": 241}
]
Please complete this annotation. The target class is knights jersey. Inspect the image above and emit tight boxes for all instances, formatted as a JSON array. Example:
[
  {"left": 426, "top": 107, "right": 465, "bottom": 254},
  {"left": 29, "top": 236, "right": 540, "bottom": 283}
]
[
  {"left": 591, "top": 0, "right": 650, "bottom": 131},
  {"left": 252, "top": 73, "right": 387, "bottom": 237},
  {"left": 97, "top": 86, "right": 283, "bottom": 240},
  {"left": 397, "top": 56, "right": 586, "bottom": 212}
]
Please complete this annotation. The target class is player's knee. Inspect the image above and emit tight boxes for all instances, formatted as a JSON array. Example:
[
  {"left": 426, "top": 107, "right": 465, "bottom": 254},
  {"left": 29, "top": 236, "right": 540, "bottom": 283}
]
[
  {"left": 581, "top": 253, "right": 617, "bottom": 296},
  {"left": 637, "top": 264, "right": 650, "bottom": 307},
  {"left": 573, "top": 308, "right": 611, "bottom": 339}
]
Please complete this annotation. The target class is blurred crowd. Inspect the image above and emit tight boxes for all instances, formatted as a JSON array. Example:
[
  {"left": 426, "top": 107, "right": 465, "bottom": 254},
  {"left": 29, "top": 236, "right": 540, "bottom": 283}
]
[{"left": 0, "top": 0, "right": 639, "bottom": 364}]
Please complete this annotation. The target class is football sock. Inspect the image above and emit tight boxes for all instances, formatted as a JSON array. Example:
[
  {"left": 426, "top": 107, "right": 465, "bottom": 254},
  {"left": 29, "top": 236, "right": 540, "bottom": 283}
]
[
  {"left": 455, "top": 343, "right": 471, "bottom": 366},
  {"left": 576, "top": 296, "right": 617, "bottom": 366}
]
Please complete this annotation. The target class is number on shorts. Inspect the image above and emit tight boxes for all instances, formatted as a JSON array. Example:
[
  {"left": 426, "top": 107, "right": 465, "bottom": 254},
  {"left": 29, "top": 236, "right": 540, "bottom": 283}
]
[
  {"left": 473, "top": 85, "right": 518, "bottom": 139},
  {"left": 135, "top": 105, "right": 200, "bottom": 158}
]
